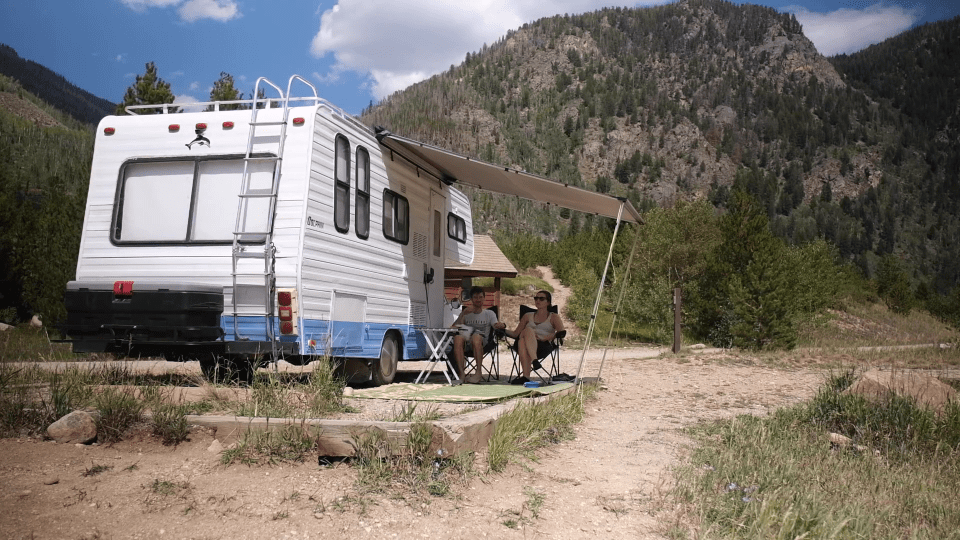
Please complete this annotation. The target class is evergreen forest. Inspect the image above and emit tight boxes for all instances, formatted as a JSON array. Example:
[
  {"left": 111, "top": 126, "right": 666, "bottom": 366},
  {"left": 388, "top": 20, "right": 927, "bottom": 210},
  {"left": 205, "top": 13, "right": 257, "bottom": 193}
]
[{"left": 1, "top": 0, "right": 959, "bottom": 349}]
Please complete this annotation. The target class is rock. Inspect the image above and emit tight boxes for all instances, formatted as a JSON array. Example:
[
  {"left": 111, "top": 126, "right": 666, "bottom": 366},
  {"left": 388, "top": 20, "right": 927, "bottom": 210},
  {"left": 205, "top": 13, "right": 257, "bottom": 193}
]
[
  {"left": 690, "top": 343, "right": 707, "bottom": 349},
  {"left": 0, "top": 322, "right": 13, "bottom": 332},
  {"left": 43, "top": 476, "right": 59, "bottom": 485},
  {"left": 844, "top": 370, "right": 957, "bottom": 412},
  {"left": 207, "top": 439, "right": 223, "bottom": 453},
  {"left": 47, "top": 411, "right": 97, "bottom": 444},
  {"left": 30, "top": 314, "right": 42, "bottom": 328},
  {"left": 342, "top": 387, "right": 354, "bottom": 397}
]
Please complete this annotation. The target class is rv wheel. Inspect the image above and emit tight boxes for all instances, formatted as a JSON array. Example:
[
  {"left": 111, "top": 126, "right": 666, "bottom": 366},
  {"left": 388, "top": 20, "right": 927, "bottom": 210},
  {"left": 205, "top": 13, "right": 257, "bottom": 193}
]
[{"left": 372, "top": 334, "right": 399, "bottom": 386}]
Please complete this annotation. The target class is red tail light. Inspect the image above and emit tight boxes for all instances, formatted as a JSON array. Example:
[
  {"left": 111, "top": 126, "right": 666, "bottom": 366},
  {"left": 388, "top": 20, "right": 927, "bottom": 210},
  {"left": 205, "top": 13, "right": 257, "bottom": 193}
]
[
  {"left": 292, "top": 117, "right": 305, "bottom": 125},
  {"left": 104, "top": 127, "right": 116, "bottom": 135},
  {"left": 277, "top": 289, "right": 298, "bottom": 335},
  {"left": 113, "top": 280, "right": 133, "bottom": 297}
]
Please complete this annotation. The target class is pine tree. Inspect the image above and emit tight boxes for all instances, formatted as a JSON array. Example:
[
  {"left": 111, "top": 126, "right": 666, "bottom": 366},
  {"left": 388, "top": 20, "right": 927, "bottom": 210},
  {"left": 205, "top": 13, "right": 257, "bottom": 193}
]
[
  {"left": 691, "top": 189, "right": 797, "bottom": 349},
  {"left": 116, "top": 62, "right": 176, "bottom": 115},
  {"left": 206, "top": 72, "right": 245, "bottom": 111}
]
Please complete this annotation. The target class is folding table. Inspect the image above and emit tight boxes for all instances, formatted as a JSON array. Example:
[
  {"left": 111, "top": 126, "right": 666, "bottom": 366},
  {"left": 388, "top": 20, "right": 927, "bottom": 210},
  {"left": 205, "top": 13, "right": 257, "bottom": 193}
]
[{"left": 414, "top": 327, "right": 460, "bottom": 385}]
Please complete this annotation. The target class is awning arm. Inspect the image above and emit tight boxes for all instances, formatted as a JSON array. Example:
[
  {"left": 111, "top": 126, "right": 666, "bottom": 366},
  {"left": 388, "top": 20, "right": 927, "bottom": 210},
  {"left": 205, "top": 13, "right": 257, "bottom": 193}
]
[
  {"left": 596, "top": 224, "right": 642, "bottom": 381},
  {"left": 575, "top": 201, "right": 625, "bottom": 389}
]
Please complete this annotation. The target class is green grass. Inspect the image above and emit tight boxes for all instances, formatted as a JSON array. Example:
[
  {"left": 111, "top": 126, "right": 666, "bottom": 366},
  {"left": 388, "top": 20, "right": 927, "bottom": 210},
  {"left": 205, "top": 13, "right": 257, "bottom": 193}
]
[
  {"left": 220, "top": 424, "right": 320, "bottom": 466},
  {"left": 487, "top": 383, "right": 596, "bottom": 472},
  {"left": 669, "top": 372, "right": 960, "bottom": 539},
  {"left": 797, "top": 301, "right": 958, "bottom": 349},
  {"left": 0, "top": 326, "right": 75, "bottom": 362},
  {"left": 232, "top": 359, "right": 350, "bottom": 419},
  {"left": 348, "top": 421, "right": 474, "bottom": 502}
]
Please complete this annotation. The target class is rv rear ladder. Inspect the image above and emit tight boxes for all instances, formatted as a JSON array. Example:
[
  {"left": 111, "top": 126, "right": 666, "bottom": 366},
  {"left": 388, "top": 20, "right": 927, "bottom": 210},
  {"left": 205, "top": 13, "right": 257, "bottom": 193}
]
[{"left": 229, "top": 76, "right": 318, "bottom": 364}]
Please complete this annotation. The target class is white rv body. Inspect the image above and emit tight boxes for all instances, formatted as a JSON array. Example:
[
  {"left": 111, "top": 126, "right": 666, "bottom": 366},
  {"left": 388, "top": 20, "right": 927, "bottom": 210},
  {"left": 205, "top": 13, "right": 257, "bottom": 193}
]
[{"left": 64, "top": 79, "right": 473, "bottom": 383}]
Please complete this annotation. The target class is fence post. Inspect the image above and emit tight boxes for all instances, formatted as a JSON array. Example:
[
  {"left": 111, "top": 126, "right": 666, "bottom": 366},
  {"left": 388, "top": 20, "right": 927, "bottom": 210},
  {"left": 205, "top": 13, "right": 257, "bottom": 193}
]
[{"left": 673, "top": 288, "right": 682, "bottom": 354}]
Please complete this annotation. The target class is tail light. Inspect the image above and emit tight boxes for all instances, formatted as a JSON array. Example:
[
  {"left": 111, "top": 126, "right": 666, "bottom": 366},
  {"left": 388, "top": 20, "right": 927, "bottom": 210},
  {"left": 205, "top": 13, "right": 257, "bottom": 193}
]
[{"left": 277, "top": 288, "right": 299, "bottom": 335}]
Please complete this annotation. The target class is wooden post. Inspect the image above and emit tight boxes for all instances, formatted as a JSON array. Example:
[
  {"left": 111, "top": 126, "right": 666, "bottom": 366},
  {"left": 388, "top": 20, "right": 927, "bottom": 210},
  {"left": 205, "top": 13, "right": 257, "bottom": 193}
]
[{"left": 673, "top": 288, "right": 681, "bottom": 354}]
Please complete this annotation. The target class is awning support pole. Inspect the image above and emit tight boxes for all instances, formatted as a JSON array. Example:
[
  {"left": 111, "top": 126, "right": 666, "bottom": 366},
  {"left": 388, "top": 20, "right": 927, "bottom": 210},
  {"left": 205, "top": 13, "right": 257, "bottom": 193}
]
[
  {"left": 575, "top": 202, "right": 624, "bottom": 390},
  {"left": 596, "top": 224, "right": 641, "bottom": 381}
]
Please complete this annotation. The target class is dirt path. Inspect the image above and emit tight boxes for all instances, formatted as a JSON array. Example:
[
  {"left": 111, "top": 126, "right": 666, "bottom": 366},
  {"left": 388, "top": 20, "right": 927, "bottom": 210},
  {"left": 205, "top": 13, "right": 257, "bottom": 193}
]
[{"left": 0, "top": 348, "right": 826, "bottom": 539}]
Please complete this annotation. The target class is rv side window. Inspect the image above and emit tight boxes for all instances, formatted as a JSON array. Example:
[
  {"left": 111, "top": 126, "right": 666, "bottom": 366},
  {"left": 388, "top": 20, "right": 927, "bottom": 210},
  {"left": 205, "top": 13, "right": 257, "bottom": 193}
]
[
  {"left": 382, "top": 189, "right": 409, "bottom": 244},
  {"left": 334, "top": 134, "right": 350, "bottom": 234},
  {"left": 112, "top": 155, "right": 273, "bottom": 244},
  {"left": 447, "top": 213, "right": 467, "bottom": 243},
  {"left": 355, "top": 146, "right": 370, "bottom": 240}
]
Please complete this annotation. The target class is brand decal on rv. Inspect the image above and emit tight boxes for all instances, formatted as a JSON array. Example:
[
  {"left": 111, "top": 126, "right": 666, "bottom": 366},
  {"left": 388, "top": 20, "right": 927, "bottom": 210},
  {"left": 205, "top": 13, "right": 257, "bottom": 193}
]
[
  {"left": 186, "top": 126, "right": 211, "bottom": 150},
  {"left": 306, "top": 216, "right": 324, "bottom": 230}
]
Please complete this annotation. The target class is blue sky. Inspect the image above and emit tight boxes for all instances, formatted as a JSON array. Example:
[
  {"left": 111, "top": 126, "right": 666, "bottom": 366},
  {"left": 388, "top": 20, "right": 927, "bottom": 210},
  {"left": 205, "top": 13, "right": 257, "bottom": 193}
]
[{"left": 1, "top": 1, "right": 956, "bottom": 116}]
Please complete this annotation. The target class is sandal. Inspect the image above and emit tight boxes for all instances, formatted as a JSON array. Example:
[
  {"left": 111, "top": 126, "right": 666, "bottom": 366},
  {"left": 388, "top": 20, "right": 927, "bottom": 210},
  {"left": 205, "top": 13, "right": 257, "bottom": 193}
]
[{"left": 509, "top": 376, "right": 530, "bottom": 385}]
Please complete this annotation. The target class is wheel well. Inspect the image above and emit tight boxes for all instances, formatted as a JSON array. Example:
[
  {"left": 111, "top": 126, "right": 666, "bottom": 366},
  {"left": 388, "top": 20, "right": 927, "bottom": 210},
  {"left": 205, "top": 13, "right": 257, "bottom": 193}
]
[{"left": 383, "top": 329, "right": 404, "bottom": 359}]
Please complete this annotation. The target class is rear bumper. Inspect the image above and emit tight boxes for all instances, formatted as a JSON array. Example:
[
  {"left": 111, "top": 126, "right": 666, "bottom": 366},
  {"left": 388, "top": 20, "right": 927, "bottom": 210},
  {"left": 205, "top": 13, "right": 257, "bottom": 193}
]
[{"left": 61, "top": 281, "right": 225, "bottom": 354}]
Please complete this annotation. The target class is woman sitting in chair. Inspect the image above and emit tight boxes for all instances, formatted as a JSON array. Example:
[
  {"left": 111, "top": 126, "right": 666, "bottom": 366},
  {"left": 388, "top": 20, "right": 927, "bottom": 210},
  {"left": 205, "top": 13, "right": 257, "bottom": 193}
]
[{"left": 505, "top": 290, "right": 564, "bottom": 385}]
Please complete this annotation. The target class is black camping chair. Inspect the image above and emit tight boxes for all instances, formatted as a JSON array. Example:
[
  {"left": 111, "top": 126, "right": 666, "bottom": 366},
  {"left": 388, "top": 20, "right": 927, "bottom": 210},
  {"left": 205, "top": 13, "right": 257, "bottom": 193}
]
[
  {"left": 461, "top": 306, "right": 501, "bottom": 382},
  {"left": 507, "top": 304, "right": 566, "bottom": 383}
]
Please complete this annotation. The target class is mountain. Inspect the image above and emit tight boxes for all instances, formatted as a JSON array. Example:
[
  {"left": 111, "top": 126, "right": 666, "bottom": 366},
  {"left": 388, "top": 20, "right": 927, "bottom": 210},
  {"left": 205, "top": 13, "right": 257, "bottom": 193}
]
[
  {"left": 0, "top": 44, "right": 115, "bottom": 125},
  {"left": 362, "top": 0, "right": 959, "bottom": 294}
]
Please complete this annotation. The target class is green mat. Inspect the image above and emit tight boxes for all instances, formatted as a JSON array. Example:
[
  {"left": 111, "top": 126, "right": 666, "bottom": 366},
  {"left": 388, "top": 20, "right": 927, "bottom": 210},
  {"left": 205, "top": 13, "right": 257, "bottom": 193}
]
[{"left": 350, "top": 382, "right": 574, "bottom": 403}]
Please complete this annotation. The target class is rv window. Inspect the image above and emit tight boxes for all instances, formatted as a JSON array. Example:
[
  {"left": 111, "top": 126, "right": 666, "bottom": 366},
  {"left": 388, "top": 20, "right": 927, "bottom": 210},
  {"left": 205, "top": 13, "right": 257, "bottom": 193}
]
[
  {"left": 117, "top": 160, "right": 194, "bottom": 241},
  {"left": 193, "top": 158, "right": 272, "bottom": 241},
  {"left": 355, "top": 146, "right": 370, "bottom": 239},
  {"left": 382, "top": 189, "right": 409, "bottom": 244},
  {"left": 334, "top": 134, "right": 350, "bottom": 234},
  {"left": 447, "top": 213, "right": 467, "bottom": 243},
  {"left": 113, "top": 155, "right": 275, "bottom": 244}
]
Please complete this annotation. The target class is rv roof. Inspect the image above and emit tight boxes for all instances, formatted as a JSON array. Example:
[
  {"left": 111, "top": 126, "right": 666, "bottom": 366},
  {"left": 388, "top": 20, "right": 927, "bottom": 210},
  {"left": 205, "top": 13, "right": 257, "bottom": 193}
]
[{"left": 375, "top": 129, "right": 642, "bottom": 224}]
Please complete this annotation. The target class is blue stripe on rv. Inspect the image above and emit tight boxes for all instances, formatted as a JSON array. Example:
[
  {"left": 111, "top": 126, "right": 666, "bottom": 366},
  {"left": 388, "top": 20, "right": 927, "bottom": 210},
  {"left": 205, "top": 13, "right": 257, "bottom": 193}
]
[{"left": 221, "top": 317, "right": 430, "bottom": 359}]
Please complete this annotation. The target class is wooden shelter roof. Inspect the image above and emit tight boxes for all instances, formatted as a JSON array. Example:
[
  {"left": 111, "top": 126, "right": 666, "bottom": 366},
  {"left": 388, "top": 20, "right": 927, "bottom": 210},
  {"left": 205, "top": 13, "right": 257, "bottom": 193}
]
[{"left": 445, "top": 234, "right": 518, "bottom": 278}]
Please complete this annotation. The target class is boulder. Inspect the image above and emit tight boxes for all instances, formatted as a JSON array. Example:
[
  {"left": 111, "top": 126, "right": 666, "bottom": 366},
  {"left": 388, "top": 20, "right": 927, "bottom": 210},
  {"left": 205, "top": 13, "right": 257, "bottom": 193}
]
[
  {"left": 844, "top": 370, "right": 957, "bottom": 412},
  {"left": 0, "top": 322, "right": 12, "bottom": 332},
  {"left": 47, "top": 410, "right": 97, "bottom": 444},
  {"left": 30, "top": 314, "right": 42, "bottom": 328}
]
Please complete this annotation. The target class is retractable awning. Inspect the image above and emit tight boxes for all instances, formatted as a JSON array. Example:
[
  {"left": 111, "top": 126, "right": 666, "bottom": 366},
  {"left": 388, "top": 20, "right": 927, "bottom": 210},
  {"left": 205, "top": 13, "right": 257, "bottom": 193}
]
[{"left": 375, "top": 128, "right": 642, "bottom": 223}]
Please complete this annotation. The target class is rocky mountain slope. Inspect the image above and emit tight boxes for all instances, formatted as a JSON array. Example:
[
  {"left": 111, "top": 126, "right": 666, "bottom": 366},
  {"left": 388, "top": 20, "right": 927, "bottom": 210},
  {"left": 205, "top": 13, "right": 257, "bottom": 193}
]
[{"left": 362, "top": 0, "right": 959, "bottom": 292}]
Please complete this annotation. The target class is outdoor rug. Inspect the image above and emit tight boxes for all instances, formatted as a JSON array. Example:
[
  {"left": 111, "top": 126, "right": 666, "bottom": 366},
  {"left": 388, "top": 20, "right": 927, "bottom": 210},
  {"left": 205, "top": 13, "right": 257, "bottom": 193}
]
[{"left": 350, "top": 382, "right": 575, "bottom": 403}]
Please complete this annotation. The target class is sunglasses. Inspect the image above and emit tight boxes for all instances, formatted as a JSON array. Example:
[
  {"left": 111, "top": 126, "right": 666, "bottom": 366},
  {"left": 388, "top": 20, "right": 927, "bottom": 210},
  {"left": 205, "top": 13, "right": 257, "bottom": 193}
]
[{"left": 534, "top": 296, "right": 548, "bottom": 301}]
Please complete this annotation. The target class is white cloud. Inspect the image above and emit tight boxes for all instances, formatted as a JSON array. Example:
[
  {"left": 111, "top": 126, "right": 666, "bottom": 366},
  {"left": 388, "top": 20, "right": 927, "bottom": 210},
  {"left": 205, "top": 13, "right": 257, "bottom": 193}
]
[
  {"left": 178, "top": 0, "right": 239, "bottom": 23},
  {"left": 174, "top": 94, "right": 204, "bottom": 113},
  {"left": 189, "top": 81, "right": 200, "bottom": 91},
  {"left": 120, "top": 0, "right": 239, "bottom": 23},
  {"left": 309, "top": 0, "right": 655, "bottom": 100},
  {"left": 120, "top": 0, "right": 181, "bottom": 12},
  {"left": 786, "top": 3, "right": 920, "bottom": 56}
]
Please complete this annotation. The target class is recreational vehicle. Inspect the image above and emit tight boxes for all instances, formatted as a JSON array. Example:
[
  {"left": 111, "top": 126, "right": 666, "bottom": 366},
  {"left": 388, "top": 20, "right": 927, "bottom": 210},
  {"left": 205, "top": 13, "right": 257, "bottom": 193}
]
[{"left": 62, "top": 76, "right": 474, "bottom": 384}]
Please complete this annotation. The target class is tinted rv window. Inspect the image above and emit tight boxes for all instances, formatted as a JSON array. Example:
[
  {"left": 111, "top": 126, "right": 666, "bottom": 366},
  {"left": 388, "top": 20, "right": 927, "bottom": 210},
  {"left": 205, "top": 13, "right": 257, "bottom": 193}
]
[
  {"left": 355, "top": 146, "right": 370, "bottom": 239},
  {"left": 334, "top": 135, "right": 350, "bottom": 234},
  {"left": 113, "top": 155, "right": 274, "bottom": 244},
  {"left": 382, "top": 189, "right": 409, "bottom": 244},
  {"left": 447, "top": 213, "right": 467, "bottom": 243}
]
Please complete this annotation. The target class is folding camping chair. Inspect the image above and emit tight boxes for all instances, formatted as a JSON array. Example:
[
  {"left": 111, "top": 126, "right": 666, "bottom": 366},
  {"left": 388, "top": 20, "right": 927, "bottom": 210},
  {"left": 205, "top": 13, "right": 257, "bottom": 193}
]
[
  {"left": 461, "top": 306, "right": 500, "bottom": 382},
  {"left": 507, "top": 305, "right": 566, "bottom": 383}
]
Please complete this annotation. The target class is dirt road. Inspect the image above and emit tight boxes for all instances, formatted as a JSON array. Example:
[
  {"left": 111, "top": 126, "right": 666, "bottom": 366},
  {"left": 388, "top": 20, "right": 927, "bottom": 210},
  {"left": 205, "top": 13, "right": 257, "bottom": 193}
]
[{"left": 0, "top": 347, "right": 826, "bottom": 540}]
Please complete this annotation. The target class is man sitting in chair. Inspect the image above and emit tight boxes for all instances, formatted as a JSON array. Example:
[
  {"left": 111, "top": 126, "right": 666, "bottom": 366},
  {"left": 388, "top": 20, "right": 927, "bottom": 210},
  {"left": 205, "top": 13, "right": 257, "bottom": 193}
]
[{"left": 451, "top": 286, "right": 506, "bottom": 384}]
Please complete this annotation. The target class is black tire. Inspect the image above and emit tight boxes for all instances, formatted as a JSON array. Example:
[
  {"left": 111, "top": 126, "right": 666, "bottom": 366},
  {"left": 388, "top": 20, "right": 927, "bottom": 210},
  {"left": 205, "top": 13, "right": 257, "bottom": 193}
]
[{"left": 371, "top": 334, "right": 399, "bottom": 386}]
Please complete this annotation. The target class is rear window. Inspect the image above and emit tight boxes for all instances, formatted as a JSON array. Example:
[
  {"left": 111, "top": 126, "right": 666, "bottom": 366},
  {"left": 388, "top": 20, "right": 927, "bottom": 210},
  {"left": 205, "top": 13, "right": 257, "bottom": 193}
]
[{"left": 112, "top": 155, "right": 275, "bottom": 244}]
